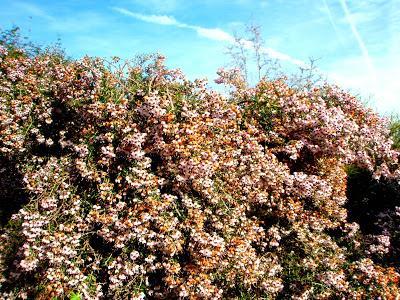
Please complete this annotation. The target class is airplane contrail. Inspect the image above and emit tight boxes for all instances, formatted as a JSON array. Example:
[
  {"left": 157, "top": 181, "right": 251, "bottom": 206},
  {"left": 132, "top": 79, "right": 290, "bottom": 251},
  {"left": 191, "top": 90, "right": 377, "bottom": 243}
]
[
  {"left": 322, "top": 0, "right": 345, "bottom": 45},
  {"left": 338, "top": 0, "right": 377, "bottom": 89}
]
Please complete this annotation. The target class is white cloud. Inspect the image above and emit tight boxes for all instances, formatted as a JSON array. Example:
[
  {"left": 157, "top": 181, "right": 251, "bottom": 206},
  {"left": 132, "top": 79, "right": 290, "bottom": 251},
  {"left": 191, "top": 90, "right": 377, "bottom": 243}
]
[
  {"left": 326, "top": 55, "right": 400, "bottom": 115},
  {"left": 112, "top": 7, "right": 180, "bottom": 26},
  {"left": 113, "top": 7, "right": 235, "bottom": 43},
  {"left": 262, "top": 47, "right": 307, "bottom": 68},
  {"left": 112, "top": 7, "right": 307, "bottom": 67},
  {"left": 236, "top": 38, "right": 307, "bottom": 68},
  {"left": 338, "top": 0, "right": 377, "bottom": 93},
  {"left": 192, "top": 27, "right": 235, "bottom": 42},
  {"left": 321, "top": 0, "right": 345, "bottom": 45},
  {"left": 341, "top": 11, "right": 377, "bottom": 24},
  {"left": 14, "top": 1, "right": 54, "bottom": 21}
]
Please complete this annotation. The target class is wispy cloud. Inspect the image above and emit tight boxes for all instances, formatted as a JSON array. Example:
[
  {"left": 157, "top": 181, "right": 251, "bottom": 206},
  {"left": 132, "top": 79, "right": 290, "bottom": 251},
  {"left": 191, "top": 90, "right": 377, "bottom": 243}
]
[
  {"left": 12, "top": 2, "right": 106, "bottom": 34},
  {"left": 112, "top": 7, "right": 180, "bottom": 26},
  {"left": 327, "top": 54, "right": 400, "bottom": 115},
  {"left": 261, "top": 47, "right": 307, "bottom": 67},
  {"left": 389, "top": 0, "right": 400, "bottom": 54},
  {"left": 112, "top": 7, "right": 235, "bottom": 43},
  {"left": 112, "top": 7, "right": 307, "bottom": 67},
  {"left": 14, "top": 1, "right": 54, "bottom": 21},
  {"left": 338, "top": 0, "right": 377, "bottom": 90},
  {"left": 321, "top": 0, "right": 344, "bottom": 45},
  {"left": 338, "top": 11, "right": 378, "bottom": 25},
  {"left": 191, "top": 27, "right": 235, "bottom": 42}
]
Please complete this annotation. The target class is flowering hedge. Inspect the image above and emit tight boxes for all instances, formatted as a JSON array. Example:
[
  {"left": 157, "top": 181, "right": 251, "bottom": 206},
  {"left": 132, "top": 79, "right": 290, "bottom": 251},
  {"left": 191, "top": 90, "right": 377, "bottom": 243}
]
[{"left": 0, "top": 35, "right": 400, "bottom": 299}]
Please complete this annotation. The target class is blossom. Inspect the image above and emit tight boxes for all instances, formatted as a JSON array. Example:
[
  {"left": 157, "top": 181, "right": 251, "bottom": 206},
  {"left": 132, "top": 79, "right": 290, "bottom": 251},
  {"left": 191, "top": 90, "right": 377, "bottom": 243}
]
[{"left": 1, "top": 38, "right": 399, "bottom": 299}]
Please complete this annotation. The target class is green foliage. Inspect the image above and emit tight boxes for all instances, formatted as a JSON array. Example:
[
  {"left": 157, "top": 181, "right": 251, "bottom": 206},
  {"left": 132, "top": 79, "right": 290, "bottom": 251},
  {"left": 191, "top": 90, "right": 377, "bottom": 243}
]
[
  {"left": 390, "top": 116, "right": 400, "bottom": 149},
  {"left": 69, "top": 292, "right": 82, "bottom": 300}
]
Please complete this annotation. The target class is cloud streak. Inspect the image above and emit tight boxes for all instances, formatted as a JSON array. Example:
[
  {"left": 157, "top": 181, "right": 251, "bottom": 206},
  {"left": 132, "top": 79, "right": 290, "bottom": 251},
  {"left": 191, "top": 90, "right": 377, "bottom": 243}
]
[
  {"left": 112, "top": 7, "right": 307, "bottom": 67},
  {"left": 14, "top": 1, "right": 54, "bottom": 21},
  {"left": 321, "top": 0, "right": 344, "bottom": 45},
  {"left": 112, "top": 7, "right": 180, "bottom": 26},
  {"left": 389, "top": 0, "right": 400, "bottom": 54},
  {"left": 193, "top": 27, "right": 235, "bottom": 42},
  {"left": 338, "top": 0, "right": 377, "bottom": 89}
]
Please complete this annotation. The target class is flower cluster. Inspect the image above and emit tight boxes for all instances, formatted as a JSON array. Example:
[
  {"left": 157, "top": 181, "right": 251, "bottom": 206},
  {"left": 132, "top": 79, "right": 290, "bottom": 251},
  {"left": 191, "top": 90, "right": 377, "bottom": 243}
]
[{"left": 1, "top": 36, "right": 399, "bottom": 299}]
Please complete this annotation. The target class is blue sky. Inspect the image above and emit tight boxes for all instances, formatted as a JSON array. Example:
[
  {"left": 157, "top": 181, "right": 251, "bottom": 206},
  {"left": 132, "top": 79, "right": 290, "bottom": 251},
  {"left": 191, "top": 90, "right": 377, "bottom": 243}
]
[{"left": 0, "top": 0, "right": 399, "bottom": 115}]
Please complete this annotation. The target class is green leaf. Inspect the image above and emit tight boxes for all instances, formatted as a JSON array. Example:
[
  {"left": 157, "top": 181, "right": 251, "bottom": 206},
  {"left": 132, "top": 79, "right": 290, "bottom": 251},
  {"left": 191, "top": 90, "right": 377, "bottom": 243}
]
[{"left": 69, "top": 292, "right": 81, "bottom": 300}]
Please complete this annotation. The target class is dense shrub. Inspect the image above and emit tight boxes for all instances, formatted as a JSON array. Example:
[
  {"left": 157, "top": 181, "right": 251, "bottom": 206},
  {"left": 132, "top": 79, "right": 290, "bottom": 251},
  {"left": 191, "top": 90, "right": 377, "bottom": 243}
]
[{"left": 0, "top": 32, "right": 399, "bottom": 299}]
